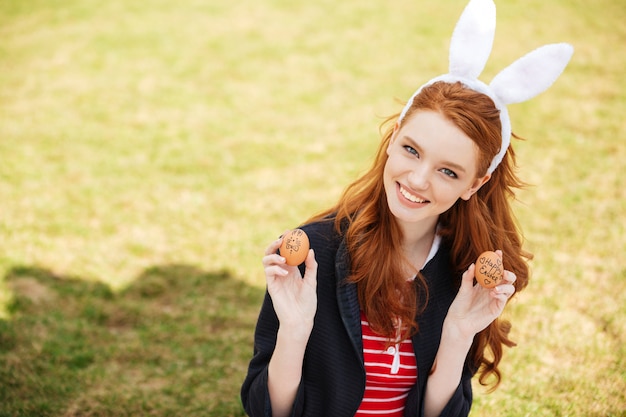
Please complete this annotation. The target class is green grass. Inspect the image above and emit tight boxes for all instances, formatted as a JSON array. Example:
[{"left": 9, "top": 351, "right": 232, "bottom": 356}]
[
  {"left": 1, "top": 265, "right": 260, "bottom": 416},
  {"left": 1, "top": 0, "right": 625, "bottom": 415}
]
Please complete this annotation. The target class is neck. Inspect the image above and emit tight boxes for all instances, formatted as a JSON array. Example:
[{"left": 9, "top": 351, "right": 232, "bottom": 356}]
[{"left": 397, "top": 217, "right": 438, "bottom": 271}]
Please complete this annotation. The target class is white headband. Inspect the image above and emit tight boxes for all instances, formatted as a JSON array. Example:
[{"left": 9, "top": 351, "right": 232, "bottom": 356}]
[{"left": 398, "top": 0, "right": 573, "bottom": 174}]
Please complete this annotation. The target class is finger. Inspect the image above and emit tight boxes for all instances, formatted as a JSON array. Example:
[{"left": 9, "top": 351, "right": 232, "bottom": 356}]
[
  {"left": 302, "top": 249, "right": 318, "bottom": 285},
  {"left": 264, "top": 236, "right": 284, "bottom": 256},
  {"left": 489, "top": 283, "right": 514, "bottom": 307},
  {"left": 493, "top": 283, "right": 516, "bottom": 299},
  {"left": 262, "top": 253, "right": 286, "bottom": 268},
  {"left": 265, "top": 264, "right": 289, "bottom": 279},
  {"left": 461, "top": 263, "right": 476, "bottom": 289},
  {"left": 503, "top": 270, "right": 517, "bottom": 284},
  {"left": 490, "top": 292, "right": 509, "bottom": 313}
]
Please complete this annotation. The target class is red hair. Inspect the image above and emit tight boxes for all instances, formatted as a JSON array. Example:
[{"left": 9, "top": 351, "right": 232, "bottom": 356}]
[{"left": 307, "top": 81, "right": 532, "bottom": 389}]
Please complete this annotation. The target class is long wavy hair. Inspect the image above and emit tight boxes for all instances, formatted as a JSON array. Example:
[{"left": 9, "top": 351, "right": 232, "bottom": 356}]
[{"left": 307, "top": 81, "right": 532, "bottom": 389}]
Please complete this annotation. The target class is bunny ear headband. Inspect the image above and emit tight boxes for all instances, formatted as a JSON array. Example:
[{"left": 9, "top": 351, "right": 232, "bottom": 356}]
[{"left": 398, "top": 0, "right": 574, "bottom": 174}]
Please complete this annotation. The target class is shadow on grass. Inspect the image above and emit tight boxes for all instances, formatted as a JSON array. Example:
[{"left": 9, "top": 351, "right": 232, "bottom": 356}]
[{"left": 0, "top": 264, "right": 264, "bottom": 417}]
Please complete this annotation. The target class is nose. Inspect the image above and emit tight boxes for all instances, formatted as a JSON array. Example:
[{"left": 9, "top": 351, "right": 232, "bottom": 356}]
[{"left": 407, "top": 163, "right": 431, "bottom": 191}]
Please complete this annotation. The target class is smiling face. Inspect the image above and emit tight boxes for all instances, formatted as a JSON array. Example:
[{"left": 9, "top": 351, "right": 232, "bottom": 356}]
[{"left": 383, "top": 110, "right": 491, "bottom": 229}]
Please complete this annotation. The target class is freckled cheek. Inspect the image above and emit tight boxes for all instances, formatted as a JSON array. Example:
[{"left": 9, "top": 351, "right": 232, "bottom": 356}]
[
  {"left": 383, "top": 156, "right": 401, "bottom": 181},
  {"left": 443, "top": 189, "right": 469, "bottom": 206},
  {"left": 430, "top": 182, "right": 465, "bottom": 206},
  {"left": 385, "top": 153, "right": 412, "bottom": 176}
]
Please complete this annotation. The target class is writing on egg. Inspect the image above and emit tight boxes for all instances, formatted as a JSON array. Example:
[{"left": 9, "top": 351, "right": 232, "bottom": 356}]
[{"left": 476, "top": 251, "right": 503, "bottom": 288}]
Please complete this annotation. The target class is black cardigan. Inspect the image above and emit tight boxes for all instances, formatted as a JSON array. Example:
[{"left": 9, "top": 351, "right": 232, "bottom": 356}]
[{"left": 241, "top": 219, "right": 476, "bottom": 417}]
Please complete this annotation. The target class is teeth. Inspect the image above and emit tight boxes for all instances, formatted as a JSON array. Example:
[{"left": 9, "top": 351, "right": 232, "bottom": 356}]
[{"left": 400, "top": 186, "right": 427, "bottom": 203}]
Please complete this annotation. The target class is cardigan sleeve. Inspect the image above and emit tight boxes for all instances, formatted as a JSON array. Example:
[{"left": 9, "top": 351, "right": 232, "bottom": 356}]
[
  {"left": 240, "top": 290, "right": 306, "bottom": 417},
  {"left": 405, "top": 344, "right": 475, "bottom": 417},
  {"left": 240, "top": 291, "right": 275, "bottom": 417},
  {"left": 241, "top": 220, "right": 341, "bottom": 417}
]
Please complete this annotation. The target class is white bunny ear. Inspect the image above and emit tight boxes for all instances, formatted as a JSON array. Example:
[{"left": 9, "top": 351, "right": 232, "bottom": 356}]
[
  {"left": 490, "top": 43, "right": 574, "bottom": 104},
  {"left": 449, "top": 0, "right": 496, "bottom": 79}
]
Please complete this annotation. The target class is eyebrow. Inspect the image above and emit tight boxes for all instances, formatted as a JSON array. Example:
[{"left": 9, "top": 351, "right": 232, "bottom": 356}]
[{"left": 403, "top": 135, "right": 467, "bottom": 174}]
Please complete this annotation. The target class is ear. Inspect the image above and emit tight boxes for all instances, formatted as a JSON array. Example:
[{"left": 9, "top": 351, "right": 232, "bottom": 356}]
[
  {"left": 392, "top": 121, "right": 400, "bottom": 139},
  {"left": 461, "top": 173, "right": 491, "bottom": 200},
  {"left": 387, "top": 122, "right": 401, "bottom": 155}
]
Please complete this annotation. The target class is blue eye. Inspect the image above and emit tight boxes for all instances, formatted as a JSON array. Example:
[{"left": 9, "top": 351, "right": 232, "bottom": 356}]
[
  {"left": 440, "top": 168, "right": 457, "bottom": 178},
  {"left": 403, "top": 145, "right": 419, "bottom": 157}
]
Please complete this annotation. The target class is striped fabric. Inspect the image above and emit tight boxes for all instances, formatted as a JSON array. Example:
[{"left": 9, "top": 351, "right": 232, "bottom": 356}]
[{"left": 355, "top": 311, "right": 418, "bottom": 416}]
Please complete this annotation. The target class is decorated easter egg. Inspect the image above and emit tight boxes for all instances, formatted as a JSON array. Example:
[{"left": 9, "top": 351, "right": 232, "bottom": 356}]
[
  {"left": 475, "top": 251, "right": 504, "bottom": 288},
  {"left": 279, "top": 229, "right": 310, "bottom": 266}
]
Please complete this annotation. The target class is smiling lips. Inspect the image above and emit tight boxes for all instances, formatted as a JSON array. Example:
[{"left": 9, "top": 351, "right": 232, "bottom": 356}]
[{"left": 399, "top": 184, "right": 429, "bottom": 204}]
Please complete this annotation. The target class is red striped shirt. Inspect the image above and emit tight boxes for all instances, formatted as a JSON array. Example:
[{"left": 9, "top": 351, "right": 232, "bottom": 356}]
[{"left": 355, "top": 311, "right": 418, "bottom": 416}]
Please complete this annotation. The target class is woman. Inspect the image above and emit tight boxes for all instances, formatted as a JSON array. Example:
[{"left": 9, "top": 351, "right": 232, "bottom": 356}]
[{"left": 241, "top": 1, "right": 572, "bottom": 416}]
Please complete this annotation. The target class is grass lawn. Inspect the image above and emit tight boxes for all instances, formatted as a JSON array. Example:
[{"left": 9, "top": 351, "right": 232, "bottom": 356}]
[{"left": 1, "top": 0, "right": 625, "bottom": 415}]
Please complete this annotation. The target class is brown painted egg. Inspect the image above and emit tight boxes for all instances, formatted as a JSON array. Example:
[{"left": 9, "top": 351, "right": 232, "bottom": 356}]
[
  {"left": 475, "top": 251, "right": 504, "bottom": 288},
  {"left": 279, "top": 229, "right": 310, "bottom": 266}
]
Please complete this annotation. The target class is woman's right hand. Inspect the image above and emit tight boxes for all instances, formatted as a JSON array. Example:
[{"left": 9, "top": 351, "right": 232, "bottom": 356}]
[{"left": 262, "top": 234, "right": 318, "bottom": 338}]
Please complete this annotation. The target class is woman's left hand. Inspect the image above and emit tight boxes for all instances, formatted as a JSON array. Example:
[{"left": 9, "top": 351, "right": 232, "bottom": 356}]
[{"left": 444, "top": 250, "right": 517, "bottom": 340}]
